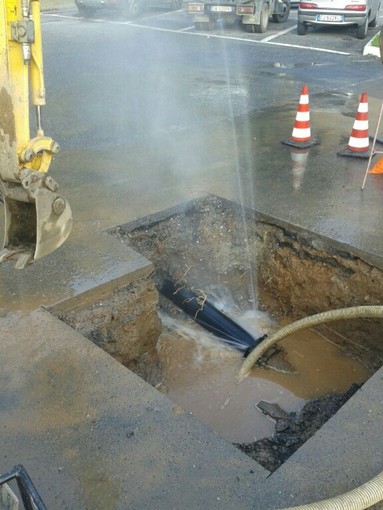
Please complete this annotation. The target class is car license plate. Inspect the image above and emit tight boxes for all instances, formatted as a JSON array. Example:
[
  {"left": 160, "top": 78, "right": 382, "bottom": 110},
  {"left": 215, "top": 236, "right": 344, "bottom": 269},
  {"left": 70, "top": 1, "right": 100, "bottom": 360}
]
[
  {"left": 317, "top": 14, "right": 344, "bottom": 21},
  {"left": 210, "top": 5, "right": 234, "bottom": 11}
]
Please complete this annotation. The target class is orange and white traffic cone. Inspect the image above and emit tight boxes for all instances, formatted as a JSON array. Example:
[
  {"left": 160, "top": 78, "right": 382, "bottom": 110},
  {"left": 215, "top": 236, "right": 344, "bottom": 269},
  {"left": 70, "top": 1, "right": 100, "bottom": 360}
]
[
  {"left": 339, "top": 92, "right": 372, "bottom": 159},
  {"left": 282, "top": 85, "right": 319, "bottom": 148}
]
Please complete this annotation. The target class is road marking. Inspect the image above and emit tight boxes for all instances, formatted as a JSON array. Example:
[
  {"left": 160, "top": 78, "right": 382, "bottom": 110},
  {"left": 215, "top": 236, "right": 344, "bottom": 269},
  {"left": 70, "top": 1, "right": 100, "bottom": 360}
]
[
  {"left": 42, "top": 12, "right": 351, "bottom": 55},
  {"left": 263, "top": 40, "right": 350, "bottom": 54},
  {"left": 128, "top": 22, "right": 351, "bottom": 54},
  {"left": 179, "top": 25, "right": 197, "bottom": 31},
  {"left": 261, "top": 24, "right": 296, "bottom": 42}
]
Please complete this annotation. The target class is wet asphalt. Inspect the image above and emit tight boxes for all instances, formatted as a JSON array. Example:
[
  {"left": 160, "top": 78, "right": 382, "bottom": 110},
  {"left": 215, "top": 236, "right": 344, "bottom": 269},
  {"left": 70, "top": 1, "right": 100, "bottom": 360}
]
[{"left": 1, "top": 10, "right": 383, "bottom": 302}]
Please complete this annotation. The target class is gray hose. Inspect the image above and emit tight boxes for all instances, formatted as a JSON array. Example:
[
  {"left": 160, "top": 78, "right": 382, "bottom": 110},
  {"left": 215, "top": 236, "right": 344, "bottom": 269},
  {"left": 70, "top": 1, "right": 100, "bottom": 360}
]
[
  {"left": 238, "top": 305, "right": 383, "bottom": 510},
  {"left": 277, "top": 469, "right": 383, "bottom": 509},
  {"left": 238, "top": 305, "right": 383, "bottom": 380}
]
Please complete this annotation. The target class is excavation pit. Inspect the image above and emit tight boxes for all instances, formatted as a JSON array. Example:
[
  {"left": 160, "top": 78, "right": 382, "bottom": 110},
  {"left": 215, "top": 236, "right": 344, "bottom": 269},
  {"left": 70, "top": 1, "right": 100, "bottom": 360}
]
[{"left": 50, "top": 194, "right": 383, "bottom": 472}]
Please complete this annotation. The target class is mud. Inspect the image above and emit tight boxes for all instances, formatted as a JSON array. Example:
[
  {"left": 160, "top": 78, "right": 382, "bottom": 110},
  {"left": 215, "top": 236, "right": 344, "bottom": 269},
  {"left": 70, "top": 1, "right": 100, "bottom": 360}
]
[
  {"left": 152, "top": 313, "right": 369, "bottom": 444},
  {"left": 235, "top": 384, "right": 361, "bottom": 472}
]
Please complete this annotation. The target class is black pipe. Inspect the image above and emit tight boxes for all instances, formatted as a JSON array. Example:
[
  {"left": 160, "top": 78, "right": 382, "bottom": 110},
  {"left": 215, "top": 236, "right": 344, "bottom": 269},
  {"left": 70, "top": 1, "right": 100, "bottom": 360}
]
[{"left": 159, "top": 277, "right": 266, "bottom": 356}]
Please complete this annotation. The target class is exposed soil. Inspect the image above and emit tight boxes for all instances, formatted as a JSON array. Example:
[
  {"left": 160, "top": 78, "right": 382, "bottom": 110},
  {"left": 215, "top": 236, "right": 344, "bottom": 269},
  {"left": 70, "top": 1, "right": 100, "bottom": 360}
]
[
  {"left": 235, "top": 383, "right": 361, "bottom": 472},
  {"left": 113, "top": 194, "right": 383, "bottom": 370},
  {"left": 51, "top": 276, "right": 162, "bottom": 366}
]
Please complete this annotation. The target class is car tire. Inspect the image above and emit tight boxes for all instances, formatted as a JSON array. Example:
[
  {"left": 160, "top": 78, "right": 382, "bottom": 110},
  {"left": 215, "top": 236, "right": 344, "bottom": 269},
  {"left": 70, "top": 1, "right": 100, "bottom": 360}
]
[
  {"left": 272, "top": 0, "right": 290, "bottom": 23},
  {"left": 254, "top": 2, "right": 270, "bottom": 32},
  {"left": 356, "top": 16, "right": 368, "bottom": 39},
  {"left": 76, "top": 3, "right": 96, "bottom": 17},
  {"left": 297, "top": 20, "right": 307, "bottom": 35},
  {"left": 121, "top": 0, "right": 142, "bottom": 18},
  {"left": 368, "top": 13, "right": 378, "bottom": 27}
]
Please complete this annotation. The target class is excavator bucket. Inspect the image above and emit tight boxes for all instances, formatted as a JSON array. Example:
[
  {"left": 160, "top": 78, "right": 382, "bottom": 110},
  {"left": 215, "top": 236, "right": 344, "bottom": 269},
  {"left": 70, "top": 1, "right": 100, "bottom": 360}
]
[
  {"left": 0, "top": 0, "right": 73, "bottom": 269},
  {"left": 0, "top": 173, "right": 73, "bottom": 269}
]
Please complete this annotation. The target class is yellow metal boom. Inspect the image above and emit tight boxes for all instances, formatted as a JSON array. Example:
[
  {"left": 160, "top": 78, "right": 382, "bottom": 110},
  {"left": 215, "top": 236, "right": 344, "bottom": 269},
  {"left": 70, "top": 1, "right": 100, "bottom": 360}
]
[{"left": 0, "top": 0, "right": 72, "bottom": 269}]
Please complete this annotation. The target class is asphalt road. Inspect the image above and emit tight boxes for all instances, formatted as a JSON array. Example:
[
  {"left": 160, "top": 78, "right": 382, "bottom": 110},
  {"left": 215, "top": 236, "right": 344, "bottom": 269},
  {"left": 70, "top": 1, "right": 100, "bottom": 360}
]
[
  {"left": 35, "top": 6, "right": 383, "bottom": 240},
  {"left": 2, "top": 4, "right": 381, "bottom": 281},
  {"left": 45, "top": 3, "right": 383, "bottom": 56},
  {"left": 41, "top": 5, "right": 383, "bottom": 152}
]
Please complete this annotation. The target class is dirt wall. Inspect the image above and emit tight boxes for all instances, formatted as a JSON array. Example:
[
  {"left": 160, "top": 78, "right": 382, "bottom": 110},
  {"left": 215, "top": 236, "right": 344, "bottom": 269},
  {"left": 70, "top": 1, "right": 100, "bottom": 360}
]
[
  {"left": 51, "top": 276, "right": 162, "bottom": 367},
  {"left": 256, "top": 221, "right": 383, "bottom": 368}
]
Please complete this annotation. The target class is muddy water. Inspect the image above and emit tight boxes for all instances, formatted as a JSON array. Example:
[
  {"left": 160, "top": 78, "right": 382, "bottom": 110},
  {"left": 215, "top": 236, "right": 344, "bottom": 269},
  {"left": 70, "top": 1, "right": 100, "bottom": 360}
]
[{"left": 156, "top": 310, "right": 370, "bottom": 444}]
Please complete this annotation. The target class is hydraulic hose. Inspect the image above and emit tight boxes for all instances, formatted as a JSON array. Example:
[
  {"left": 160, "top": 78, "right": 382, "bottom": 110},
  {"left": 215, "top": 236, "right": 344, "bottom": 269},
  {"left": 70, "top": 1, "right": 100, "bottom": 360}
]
[
  {"left": 238, "top": 305, "right": 383, "bottom": 380},
  {"left": 277, "top": 469, "right": 383, "bottom": 509},
  {"left": 237, "top": 305, "right": 383, "bottom": 510}
]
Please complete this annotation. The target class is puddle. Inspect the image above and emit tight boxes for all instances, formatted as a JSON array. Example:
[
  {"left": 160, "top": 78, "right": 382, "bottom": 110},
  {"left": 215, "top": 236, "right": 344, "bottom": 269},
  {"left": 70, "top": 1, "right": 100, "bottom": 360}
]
[{"left": 155, "top": 309, "right": 370, "bottom": 444}]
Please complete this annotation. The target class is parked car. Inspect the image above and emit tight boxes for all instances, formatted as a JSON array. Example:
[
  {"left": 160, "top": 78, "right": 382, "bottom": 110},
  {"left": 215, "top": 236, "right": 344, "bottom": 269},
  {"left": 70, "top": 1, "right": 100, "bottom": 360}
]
[
  {"left": 75, "top": 0, "right": 182, "bottom": 18},
  {"left": 297, "top": 0, "right": 380, "bottom": 39}
]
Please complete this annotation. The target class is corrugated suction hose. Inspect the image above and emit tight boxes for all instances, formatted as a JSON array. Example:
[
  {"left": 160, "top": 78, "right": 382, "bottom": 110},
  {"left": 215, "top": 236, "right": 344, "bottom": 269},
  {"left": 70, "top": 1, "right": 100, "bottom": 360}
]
[
  {"left": 277, "top": 469, "right": 383, "bottom": 509},
  {"left": 238, "top": 305, "right": 383, "bottom": 510},
  {"left": 239, "top": 305, "right": 383, "bottom": 380}
]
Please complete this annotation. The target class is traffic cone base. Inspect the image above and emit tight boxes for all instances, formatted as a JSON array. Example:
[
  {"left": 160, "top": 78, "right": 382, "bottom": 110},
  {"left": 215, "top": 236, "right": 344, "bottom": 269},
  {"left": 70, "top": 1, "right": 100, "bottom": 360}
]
[
  {"left": 337, "top": 147, "right": 373, "bottom": 159},
  {"left": 282, "top": 138, "right": 319, "bottom": 149}
]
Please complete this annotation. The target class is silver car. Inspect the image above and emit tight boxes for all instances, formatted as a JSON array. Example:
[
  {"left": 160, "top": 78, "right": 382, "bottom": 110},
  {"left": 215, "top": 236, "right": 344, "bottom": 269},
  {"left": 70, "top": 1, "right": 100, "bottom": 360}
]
[{"left": 297, "top": 0, "right": 380, "bottom": 39}]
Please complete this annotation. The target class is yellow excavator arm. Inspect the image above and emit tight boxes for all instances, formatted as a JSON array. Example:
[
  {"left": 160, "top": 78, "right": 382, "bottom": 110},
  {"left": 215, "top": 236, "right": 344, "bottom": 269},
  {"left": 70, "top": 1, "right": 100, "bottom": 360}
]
[{"left": 0, "top": 0, "right": 72, "bottom": 269}]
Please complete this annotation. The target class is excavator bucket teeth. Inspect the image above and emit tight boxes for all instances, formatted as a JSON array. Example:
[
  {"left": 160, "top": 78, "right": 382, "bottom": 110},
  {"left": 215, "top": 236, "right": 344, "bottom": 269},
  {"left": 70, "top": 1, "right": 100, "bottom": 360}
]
[{"left": 1, "top": 188, "right": 73, "bottom": 269}]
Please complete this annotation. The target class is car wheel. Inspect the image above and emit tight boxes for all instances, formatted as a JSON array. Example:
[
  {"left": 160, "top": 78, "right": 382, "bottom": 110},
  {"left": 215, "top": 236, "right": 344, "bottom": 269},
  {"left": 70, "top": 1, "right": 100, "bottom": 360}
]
[
  {"left": 76, "top": 3, "right": 96, "bottom": 17},
  {"left": 272, "top": 0, "right": 290, "bottom": 23},
  {"left": 368, "top": 13, "right": 378, "bottom": 27},
  {"left": 254, "top": 2, "right": 270, "bottom": 32},
  {"left": 356, "top": 16, "right": 368, "bottom": 39},
  {"left": 297, "top": 20, "right": 307, "bottom": 35},
  {"left": 121, "top": 0, "right": 142, "bottom": 18}
]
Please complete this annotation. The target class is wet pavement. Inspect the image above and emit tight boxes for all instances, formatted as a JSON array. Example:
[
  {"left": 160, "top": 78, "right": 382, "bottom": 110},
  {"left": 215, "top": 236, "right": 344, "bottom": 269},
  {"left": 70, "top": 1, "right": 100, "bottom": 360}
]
[{"left": 1, "top": 7, "right": 383, "bottom": 508}]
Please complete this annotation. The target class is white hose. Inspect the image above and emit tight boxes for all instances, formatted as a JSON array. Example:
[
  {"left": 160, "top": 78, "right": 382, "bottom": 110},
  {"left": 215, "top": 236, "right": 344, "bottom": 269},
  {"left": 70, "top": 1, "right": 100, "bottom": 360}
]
[
  {"left": 277, "top": 469, "right": 383, "bottom": 509},
  {"left": 239, "top": 305, "right": 383, "bottom": 380},
  {"left": 237, "top": 306, "right": 383, "bottom": 510}
]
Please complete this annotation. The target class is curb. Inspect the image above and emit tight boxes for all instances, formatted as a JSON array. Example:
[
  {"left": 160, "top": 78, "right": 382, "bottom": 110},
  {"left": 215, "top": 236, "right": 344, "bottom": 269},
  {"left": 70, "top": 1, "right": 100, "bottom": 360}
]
[{"left": 363, "top": 33, "right": 381, "bottom": 58}]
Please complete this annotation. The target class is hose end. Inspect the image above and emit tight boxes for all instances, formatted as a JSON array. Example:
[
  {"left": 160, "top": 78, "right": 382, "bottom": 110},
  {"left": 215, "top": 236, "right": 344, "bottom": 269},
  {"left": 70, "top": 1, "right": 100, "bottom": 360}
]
[{"left": 243, "top": 334, "right": 268, "bottom": 358}]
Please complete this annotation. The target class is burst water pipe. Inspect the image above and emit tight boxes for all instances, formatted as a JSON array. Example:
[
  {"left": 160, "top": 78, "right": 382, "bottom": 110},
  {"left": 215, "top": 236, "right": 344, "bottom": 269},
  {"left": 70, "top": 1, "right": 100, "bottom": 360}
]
[
  {"left": 159, "top": 276, "right": 263, "bottom": 354},
  {"left": 238, "top": 305, "right": 383, "bottom": 510}
]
